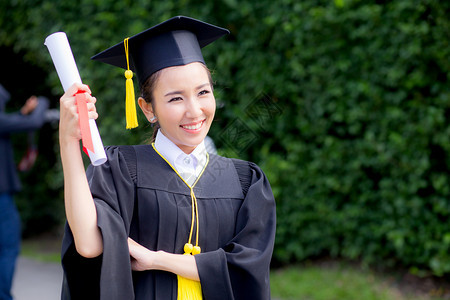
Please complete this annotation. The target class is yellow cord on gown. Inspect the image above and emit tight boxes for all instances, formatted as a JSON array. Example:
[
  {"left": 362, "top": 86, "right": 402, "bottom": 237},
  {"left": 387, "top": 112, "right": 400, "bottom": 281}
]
[{"left": 152, "top": 144, "right": 209, "bottom": 299}]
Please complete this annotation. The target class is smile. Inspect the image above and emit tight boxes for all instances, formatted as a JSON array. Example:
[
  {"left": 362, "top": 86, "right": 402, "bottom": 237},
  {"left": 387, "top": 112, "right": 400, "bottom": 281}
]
[{"left": 181, "top": 120, "right": 205, "bottom": 131}]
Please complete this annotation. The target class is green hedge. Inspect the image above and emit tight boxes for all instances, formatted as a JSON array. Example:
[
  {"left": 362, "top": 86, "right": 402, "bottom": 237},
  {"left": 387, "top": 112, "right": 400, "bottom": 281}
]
[{"left": 1, "top": 0, "right": 449, "bottom": 276}]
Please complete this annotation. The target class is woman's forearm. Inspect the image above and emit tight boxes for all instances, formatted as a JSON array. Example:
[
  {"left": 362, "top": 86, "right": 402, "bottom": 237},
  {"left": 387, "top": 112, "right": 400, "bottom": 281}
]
[
  {"left": 61, "top": 139, "right": 103, "bottom": 258},
  {"left": 128, "top": 238, "right": 200, "bottom": 281},
  {"left": 155, "top": 251, "right": 200, "bottom": 281}
]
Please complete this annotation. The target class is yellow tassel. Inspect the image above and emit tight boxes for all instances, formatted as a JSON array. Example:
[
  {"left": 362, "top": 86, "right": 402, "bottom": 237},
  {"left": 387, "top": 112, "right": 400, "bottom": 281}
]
[
  {"left": 125, "top": 70, "right": 138, "bottom": 129},
  {"left": 177, "top": 244, "right": 202, "bottom": 299},
  {"left": 177, "top": 275, "right": 202, "bottom": 300},
  {"left": 124, "top": 38, "right": 138, "bottom": 129}
]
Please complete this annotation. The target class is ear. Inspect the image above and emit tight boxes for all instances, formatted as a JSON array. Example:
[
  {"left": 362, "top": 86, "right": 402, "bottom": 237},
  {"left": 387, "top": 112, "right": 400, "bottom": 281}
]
[{"left": 138, "top": 97, "right": 157, "bottom": 123}]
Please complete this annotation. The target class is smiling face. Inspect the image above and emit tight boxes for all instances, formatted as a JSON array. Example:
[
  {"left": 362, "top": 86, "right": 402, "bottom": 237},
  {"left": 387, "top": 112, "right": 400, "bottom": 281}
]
[{"left": 138, "top": 62, "right": 216, "bottom": 154}]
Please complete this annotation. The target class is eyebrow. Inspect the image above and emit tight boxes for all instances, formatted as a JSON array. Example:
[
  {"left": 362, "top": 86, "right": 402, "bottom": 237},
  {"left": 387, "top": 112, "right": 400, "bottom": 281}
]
[{"left": 164, "top": 83, "right": 211, "bottom": 97}]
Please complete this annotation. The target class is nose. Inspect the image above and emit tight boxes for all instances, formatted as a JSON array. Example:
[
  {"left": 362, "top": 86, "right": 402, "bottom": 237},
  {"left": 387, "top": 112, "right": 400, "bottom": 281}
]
[{"left": 185, "top": 97, "right": 203, "bottom": 118}]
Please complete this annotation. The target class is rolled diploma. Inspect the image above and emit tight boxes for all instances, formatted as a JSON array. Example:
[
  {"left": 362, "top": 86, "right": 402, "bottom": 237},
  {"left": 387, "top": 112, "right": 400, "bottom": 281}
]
[{"left": 44, "top": 32, "right": 107, "bottom": 166}]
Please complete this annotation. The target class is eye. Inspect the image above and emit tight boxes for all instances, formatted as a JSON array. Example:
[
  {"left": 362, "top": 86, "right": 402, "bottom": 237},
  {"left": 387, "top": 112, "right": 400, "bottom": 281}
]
[
  {"left": 198, "top": 90, "right": 210, "bottom": 96},
  {"left": 168, "top": 97, "right": 182, "bottom": 102}
]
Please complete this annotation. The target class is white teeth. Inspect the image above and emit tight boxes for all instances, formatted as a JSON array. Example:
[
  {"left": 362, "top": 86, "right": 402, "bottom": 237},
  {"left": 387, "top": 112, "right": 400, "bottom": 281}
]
[{"left": 183, "top": 122, "right": 202, "bottom": 130}]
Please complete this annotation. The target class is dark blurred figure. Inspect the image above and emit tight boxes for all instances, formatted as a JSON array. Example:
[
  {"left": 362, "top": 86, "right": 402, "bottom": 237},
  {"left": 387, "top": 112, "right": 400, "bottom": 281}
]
[{"left": 0, "top": 84, "right": 48, "bottom": 300}]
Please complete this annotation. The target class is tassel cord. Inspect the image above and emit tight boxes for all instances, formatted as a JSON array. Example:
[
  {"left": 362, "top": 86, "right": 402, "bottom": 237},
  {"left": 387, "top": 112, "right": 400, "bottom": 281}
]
[
  {"left": 152, "top": 144, "right": 209, "bottom": 299},
  {"left": 123, "top": 38, "right": 138, "bottom": 129}
]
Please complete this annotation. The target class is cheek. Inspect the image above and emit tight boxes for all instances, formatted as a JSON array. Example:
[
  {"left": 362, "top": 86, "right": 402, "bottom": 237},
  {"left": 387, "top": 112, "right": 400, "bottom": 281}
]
[
  {"left": 205, "top": 98, "right": 216, "bottom": 116},
  {"left": 208, "top": 105, "right": 216, "bottom": 119},
  {"left": 158, "top": 105, "right": 184, "bottom": 124}
]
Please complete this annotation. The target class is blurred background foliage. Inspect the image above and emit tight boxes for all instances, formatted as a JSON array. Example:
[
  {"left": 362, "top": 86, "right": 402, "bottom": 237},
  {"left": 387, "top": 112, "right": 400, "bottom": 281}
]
[{"left": 0, "top": 0, "right": 449, "bottom": 277}]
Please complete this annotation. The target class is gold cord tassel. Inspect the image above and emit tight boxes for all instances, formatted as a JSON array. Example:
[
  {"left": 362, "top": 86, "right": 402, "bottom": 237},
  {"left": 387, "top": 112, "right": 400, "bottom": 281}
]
[
  {"left": 177, "top": 189, "right": 202, "bottom": 299},
  {"left": 124, "top": 38, "right": 138, "bottom": 129},
  {"left": 151, "top": 144, "right": 208, "bottom": 299},
  {"left": 177, "top": 274, "right": 202, "bottom": 300},
  {"left": 177, "top": 243, "right": 202, "bottom": 299}
]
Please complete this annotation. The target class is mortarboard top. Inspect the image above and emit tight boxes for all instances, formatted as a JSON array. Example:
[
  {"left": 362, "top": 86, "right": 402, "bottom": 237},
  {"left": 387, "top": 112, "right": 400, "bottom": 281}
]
[{"left": 91, "top": 16, "right": 229, "bottom": 86}]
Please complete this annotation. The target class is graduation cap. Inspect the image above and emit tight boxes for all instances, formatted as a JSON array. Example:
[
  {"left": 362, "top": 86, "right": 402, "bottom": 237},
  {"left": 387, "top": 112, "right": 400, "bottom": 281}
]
[{"left": 91, "top": 16, "right": 229, "bottom": 129}]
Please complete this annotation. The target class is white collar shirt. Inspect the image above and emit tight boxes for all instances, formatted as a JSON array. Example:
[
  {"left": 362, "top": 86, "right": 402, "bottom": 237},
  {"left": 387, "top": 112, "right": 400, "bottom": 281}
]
[{"left": 154, "top": 130, "right": 208, "bottom": 186}]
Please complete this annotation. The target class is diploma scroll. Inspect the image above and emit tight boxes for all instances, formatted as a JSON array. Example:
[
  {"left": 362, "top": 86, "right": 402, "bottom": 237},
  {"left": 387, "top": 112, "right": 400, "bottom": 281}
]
[{"left": 45, "top": 32, "right": 107, "bottom": 166}]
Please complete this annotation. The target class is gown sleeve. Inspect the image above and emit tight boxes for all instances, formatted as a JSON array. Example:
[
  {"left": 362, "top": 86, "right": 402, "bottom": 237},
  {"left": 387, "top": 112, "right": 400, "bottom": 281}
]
[
  {"left": 0, "top": 97, "right": 49, "bottom": 134},
  {"left": 195, "top": 160, "right": 276, "bottom": 300},
  {"left": 61, "top": 146, "right": 137, "bottom": 300}
]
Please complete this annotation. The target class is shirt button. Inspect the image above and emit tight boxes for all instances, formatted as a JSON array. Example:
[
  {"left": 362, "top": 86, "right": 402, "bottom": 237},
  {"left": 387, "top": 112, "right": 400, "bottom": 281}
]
[{"left": 184, "top": 157, "right": 191, "bottom": 164}]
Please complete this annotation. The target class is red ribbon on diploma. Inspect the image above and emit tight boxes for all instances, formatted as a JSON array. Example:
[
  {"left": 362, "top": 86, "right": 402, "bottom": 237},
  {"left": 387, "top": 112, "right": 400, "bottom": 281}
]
[{"left": 75, "top": 91, "right": 94, "bottom": 156}]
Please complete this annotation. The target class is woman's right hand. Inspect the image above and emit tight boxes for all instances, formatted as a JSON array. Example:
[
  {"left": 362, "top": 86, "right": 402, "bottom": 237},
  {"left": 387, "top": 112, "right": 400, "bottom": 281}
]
[{"left": 59, "top": 83, "right": 98, "bottom": 145}]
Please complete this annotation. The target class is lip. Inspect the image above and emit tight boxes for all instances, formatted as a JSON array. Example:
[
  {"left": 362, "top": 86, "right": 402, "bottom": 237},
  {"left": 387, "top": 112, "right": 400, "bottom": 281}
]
[{"left": 180, "top": 119, "right": 205, "bottom": 133}]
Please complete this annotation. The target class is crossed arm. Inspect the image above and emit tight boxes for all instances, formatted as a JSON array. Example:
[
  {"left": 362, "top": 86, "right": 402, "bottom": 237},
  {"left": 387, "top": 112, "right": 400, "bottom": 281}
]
[{"left": 59, "top": 83, "right": 199, "bottom": 281}]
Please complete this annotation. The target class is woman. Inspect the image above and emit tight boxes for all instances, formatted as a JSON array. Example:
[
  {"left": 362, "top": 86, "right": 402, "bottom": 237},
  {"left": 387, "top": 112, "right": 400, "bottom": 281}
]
[{"left": 59, "top": 16, "right": 276, "bottom": 300}]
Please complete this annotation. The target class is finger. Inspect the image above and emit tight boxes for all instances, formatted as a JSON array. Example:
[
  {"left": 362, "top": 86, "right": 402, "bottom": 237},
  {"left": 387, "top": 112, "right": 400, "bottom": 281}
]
[
  {"left": 128, "top": 238, "right": 147, "bottom": 251},
  {"left": 64, "top": 83, "right": 83, "bottom": 97},
  {"left": 128, "top": 240, "right": 138, "bottom": 256},
  {"left": 127, "top": 238, "right": 143, "bottom": 252},
  {"left": 86, "top": 102, "right": 97, "bottom": 112},
  {"left": 80, "top": 84, "right": 92, "bottom": 95},
  {"left": 88, "top": 111, "right": 98, "bottom": 120},
  {"left": 65, "top": 83, "right": 91, "bottom": 97},
  {"left": 87, "top": 96, "right": 97, "bottom": 104}
]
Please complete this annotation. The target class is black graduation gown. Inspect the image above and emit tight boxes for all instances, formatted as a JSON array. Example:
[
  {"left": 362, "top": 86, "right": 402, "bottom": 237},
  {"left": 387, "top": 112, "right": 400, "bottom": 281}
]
[{"left": 61, "top": 145, "right": 276, "bottom": 300}]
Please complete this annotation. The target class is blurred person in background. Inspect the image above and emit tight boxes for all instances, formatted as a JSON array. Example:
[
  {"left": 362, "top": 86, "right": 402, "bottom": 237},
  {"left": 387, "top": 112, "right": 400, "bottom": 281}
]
[{"left": 0, "top": 84, "right": 48, "bottom": 300}]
